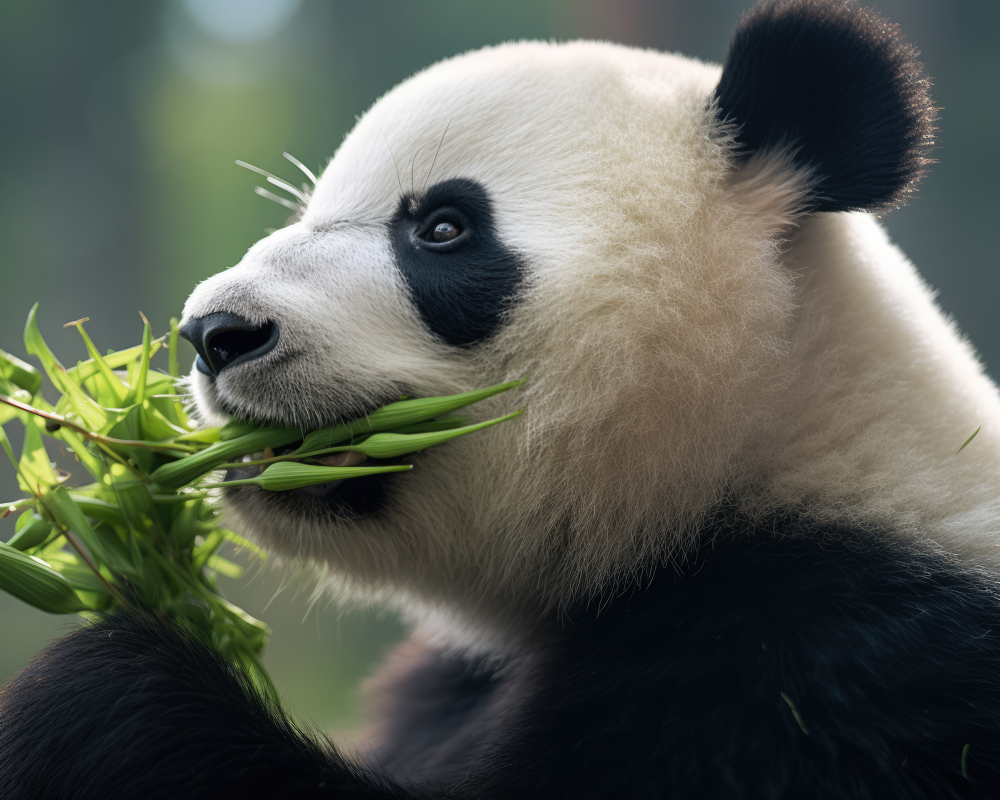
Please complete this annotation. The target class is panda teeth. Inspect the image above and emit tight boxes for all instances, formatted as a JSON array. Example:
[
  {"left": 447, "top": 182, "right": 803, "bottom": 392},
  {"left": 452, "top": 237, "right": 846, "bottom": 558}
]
[{"left": 313, "top": 450, "right": 368, "bottom": 468}]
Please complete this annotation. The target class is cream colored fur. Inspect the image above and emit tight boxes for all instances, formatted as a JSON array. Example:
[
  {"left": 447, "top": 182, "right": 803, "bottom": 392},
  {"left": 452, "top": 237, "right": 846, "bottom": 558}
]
[{"left": 182, "top": 40, "right": 1000, "bottom": 637}]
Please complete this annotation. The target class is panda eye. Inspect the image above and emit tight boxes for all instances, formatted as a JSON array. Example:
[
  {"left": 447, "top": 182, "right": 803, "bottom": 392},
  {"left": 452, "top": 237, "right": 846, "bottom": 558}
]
[
  {"left": 414, "top": 210, "right": 470, "bottom": 251},
  {"left": 430, "top": 221, "right": 460, "bottom": 242}
]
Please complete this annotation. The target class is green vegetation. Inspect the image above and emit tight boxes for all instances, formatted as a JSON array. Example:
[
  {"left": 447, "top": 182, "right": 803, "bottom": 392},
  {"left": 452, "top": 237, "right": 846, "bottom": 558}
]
[{"left": 0, "top": 306, "right": 522, "bottom": 693}]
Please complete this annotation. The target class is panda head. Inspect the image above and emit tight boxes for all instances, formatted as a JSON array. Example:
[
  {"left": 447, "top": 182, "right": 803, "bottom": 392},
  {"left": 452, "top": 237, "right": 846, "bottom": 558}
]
[{"left": 180, "top": 0, "right": 936, "bottom": 624}]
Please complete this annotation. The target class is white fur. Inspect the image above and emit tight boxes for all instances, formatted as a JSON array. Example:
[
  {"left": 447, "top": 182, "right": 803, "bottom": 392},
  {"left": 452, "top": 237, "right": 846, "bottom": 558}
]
[{"left": 182, "top": 40, "right": 1000, "bottom": 637}]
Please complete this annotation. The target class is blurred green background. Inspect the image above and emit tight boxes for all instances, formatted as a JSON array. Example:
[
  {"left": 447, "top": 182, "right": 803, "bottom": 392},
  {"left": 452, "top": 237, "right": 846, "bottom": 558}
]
[{"left": 1, "top": 0, "right": 998, "bottom": 734}]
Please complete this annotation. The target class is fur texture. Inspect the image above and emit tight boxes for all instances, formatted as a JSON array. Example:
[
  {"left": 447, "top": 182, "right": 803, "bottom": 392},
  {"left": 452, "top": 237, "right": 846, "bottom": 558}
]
[
  {"left": 179, "top": 9, "right": 978, "bottom": 631},
  {"left": 6, "top": 517, "right": 1000, "bottom": 799},
  {"left": 3, "top": 1, "right": 996, "bottom": 797}
]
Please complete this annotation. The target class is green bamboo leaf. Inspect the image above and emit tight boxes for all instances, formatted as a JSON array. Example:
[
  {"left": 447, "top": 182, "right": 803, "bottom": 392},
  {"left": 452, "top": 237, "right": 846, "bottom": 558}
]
[
  {"left": 106, "top": 406, "right": 156, "bottom": 474},
  {"left": 24, "top": 312, "right": 107, "bottom": 430},
  {"left": 92, "top": 521, "right": 137, "bottom": 575},
  {"left": 0, "top": 385, "right": 33, "bottom": 425},
  {"left": 0, "top": 346, "right": 42, "bottom": 395},
  {"left": 291, "top": 380, "right": 523, "bottom": 456},
  {"left": 206, "top": 461, "right": 411, "bottom": 491},
  {"left": 216, "top": 598, "right": 269, "bottom": 652},
  {"left": 221, "top": 529, "right": 266, "bottom": 561},
  {"left": 146, "top": 390, "right": 191, "bottom": 432},
  {"left": 23, "top": 304, "right": 66, "bottom": 385},
  {"left": 389, "top": 417, "right": 467, "bottom": 434},
  {"left": 0, "top": 424, "right": 19, "bottom": 473},
  {"left": 364, "top": 379, "right": 523, "bottom": 430},
  {"left": 150, "top": 426, "right": 302, "bottom": 489},
  {"left": 53, "top": 428, "right": 104, "bottom": 480},
  {"left": 219, "top": 420, "right": 258, "bottom": 441},
  {"left": 18, "top": 421, "right": 58, "bottom": 495},
  {"left": 57, "top": 376, "right": 108, "bottom": 432},
  {"left": 0, "top": 541, "right": 93, "bottom": 613},
  {"left": 293, "top": 418, "right": 382, "bottom": 455},
  {"left": 174, "top": 427, "right": 222, "bottom": 444},
  {"left": 302, "top": 411, "right": 522, "bottom": 460},
  {"left": 169, "top": 500, "right": 215, "bottom": 549},
  {"left": 168, "top": 317, "right": 181, "bottom": 379},
  {"left": 7, "top": 514, "right": 55, "bottom": 551},
  {"left": 40, "top": 487, "right": 110, "bottom": 566},
  {"left": 69, "top": 320, "right": 128, "bottom": 405},
  {"left": 139, "top": 402, "right": 189, "bottom": 440},
  {"left": 127, "top": 317, "right": 153, "bottom": 405},
  {"left": 44, "top": 551, "right": 114, "bottom": 595},
  {"left": 192, "top": 529, "right": 225, "bottom": 571},
  {"left": 957, "top": 425, "right": 982, "bottom": 455},
  {"left": 69, "top": 341, "right": 163, "bottom": 383},
  {"left": 207, "top": 554, "right": 244, "bottom": 579},
  {"left": 67, "top": 494, "right": 128, "bottom": 527}
]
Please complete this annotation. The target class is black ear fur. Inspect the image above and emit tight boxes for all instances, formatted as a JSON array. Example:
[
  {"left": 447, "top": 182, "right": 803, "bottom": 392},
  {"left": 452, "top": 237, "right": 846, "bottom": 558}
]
[{"left": 715, "top": 0, "right": 936, "bottom": 212}]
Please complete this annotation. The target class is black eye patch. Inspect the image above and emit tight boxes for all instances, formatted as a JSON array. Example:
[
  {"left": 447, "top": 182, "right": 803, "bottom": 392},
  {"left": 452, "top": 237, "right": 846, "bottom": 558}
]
[{"left": 391, "top": 178, "right": 524, "bottom": 347}]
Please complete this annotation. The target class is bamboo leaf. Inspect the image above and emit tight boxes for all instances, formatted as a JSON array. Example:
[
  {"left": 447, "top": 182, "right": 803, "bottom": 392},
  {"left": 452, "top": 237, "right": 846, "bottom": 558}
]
[
  {"left": 221, "top": 529, "right": 266, "bottom": 561},
  {"left": 207, "top": 554, "right": 244, "bottom": 579},
  {"left": 127, "top": 317, "right": 153, "bottom": 406},
  {"left": 40, "top": 487, "right": 110, "bottom": 566},
  {"left": 44, "top": 550, "right": 114, "bottom": 595},
  {"left": 23, "top": 304, "right": 66, "bottom": 386},
  {"left": 18, "top": 421, "right": 58, "bottom": 495},
  {"left": 7, "top": 514, "right": 55, "bottom": 551},
  {"left": 150, "top": 426, "right": 302, "bottom": 489},
  {"left": 957, "top": 425, "right": 982, "bottom": 455},
  {"left": 206, "top": 461, "right": 411, "bottom": 491},
  {"left": 0, "top": 541, "right": 93, "bottom": 613},
  {"left": 0, "top": 346, "right": 42, "bottom": 395},
  {"left": 69, "top": 341, "right": 162, "bottom": 383},
  {"left": 301, "top": 411, "right": 522, "bottom": 460},
  {"left": 69, "top": 320, "right": 128, "bottom": 405},
  {"left": 363, "top": 379, "right": 523, "bottom": 430}
]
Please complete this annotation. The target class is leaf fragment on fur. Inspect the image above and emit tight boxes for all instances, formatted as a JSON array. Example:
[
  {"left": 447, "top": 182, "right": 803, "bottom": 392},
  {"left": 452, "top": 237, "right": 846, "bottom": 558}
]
[
  {"left": 957, "top": 425, "right": 981, "bottom": 455},
  {"left": 780, "top": 692, "right": 809, "bottom": 736}
]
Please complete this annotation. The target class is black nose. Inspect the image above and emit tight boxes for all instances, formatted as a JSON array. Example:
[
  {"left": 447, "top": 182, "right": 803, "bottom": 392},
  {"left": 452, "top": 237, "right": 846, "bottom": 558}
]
[{"left": 178, "top": 312, "right": 279, "bottom": 377}]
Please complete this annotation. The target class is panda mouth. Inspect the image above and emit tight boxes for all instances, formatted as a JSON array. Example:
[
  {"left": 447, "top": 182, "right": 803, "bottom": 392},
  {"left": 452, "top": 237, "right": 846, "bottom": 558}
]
[{"left": 223, "top": 442, "right": 404, "bottom": 517}]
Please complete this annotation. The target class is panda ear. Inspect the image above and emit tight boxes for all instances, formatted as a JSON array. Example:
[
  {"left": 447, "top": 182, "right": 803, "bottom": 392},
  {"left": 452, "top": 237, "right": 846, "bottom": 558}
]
[{"left": 715, "top": 0, "right": 936, "bottom": 213}]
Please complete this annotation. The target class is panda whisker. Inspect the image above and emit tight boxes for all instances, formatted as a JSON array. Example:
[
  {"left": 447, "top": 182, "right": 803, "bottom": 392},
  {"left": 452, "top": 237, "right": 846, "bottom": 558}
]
[
  {"left": 421, "top": 117, "right": 452, "bottom": 195},
  {"left": 409, "top": 143, "right": 429, "bottom": 197},
  {"left": 253, "top": 186, "right": 300, "bottom": 212},
  {"left": 235, "top": 160, "right": 307, "bottom": 201},
  {"left": 382, "top": 133, "right": 406, "bottom": 197},
  {"left": 265, "top": 175, "right": 309, "bottom": 204},
  {"left": 282, "top": 151, "right": 317, "bottom": 186}
]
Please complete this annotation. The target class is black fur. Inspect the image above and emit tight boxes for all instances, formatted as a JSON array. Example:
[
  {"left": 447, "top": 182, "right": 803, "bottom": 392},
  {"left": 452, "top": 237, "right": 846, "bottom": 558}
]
[
  {"left": 5, "top": 513, "right": 1000, "bottom": 799},
  {"left": 391, "top": 178, "right": 525, "bottom": 347},
  {"left": 715, "top": 0, "right": 936, "bottom": 211},
  {"left": 0, "top": 614, "right": 416, "bottom": 800}
]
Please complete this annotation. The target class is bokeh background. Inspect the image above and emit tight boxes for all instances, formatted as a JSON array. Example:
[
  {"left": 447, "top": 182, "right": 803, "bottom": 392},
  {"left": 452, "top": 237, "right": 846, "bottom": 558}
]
[{"left": 2, "top": 0, "right": 998, "bottom": 734}]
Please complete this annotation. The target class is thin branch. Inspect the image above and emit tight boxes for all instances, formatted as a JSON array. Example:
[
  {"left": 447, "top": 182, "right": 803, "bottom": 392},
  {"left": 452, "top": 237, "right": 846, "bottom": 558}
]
[
  {"left": 64, "top": 529, "right": 125, "bottom": 602},
  {"left": 0, "top": 395, "right": 199, "bottom": 453}
]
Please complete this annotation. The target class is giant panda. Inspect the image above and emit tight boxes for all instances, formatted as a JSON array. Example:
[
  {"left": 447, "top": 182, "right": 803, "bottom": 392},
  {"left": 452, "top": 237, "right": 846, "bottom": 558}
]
[{"left": 3, "top": 0, "right": 1000, "bottom": 797}]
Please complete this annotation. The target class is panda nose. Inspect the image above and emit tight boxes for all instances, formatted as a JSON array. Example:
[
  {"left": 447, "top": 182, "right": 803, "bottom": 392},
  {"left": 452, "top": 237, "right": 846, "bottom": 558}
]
[{"left": 178, "top": 312, "right": 279, "bottom": 377}]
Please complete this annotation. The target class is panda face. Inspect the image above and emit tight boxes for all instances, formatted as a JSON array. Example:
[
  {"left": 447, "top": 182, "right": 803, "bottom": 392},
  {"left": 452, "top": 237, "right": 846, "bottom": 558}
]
[{"left": 179, "top": 41, "right": 818, "bottom": 618}]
